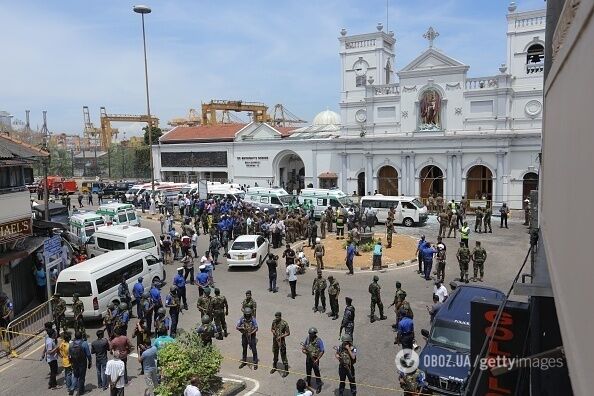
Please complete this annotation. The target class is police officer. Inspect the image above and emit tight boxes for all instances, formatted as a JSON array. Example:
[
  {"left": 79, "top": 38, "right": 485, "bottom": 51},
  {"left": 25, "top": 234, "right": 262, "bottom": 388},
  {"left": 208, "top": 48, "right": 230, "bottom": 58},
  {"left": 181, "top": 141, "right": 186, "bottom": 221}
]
[
  {"left": 340, "top": 297, "right": 355, "bottom": 338},
  {"left": 311, "top": 270, "right": 327, "bottom": 313},
  {"left": 197, "top": 287, "right": 213, "bottom": 319},
  {"left": 212, "top": 288, "right": 229, "bottom": 338},
  {"left": 302, "top": 327, "right": 324, "bottom": 393},
  {"left": 165, "top": 286, "right": 180, "bottom": 337},
  {"left": 368, "top": 275, "right": 387, "bottom": 323},
  {"left": 241, "top": 290, "right": 257, "bottom": 318},
  {"left": 475, "top": 206, "right": 484, "bottom": 233},
  {"left": 132, "top": 277, "right": 144, "bottom": 319},
  {"left": 395, "top": 308, "right": 415, "bottom": 349},
  {"left": 50, "top": 292, "right": 66, "bottom": 336},
  {"left": 386, "top": 208, "right": 395, "bottom": 248},
  {"left": 141, "top": 291, "right": 154, "bottom": 335},
  {"left": 196, "top": 315, "right": 215, "bottom": 346},
  {"left": 72, "top": 293, "right": 85, "bottom": 338},
  {"left": 416, "top": 235, "right": 426, "bottom": 274},
  {"left": 460, "top": 221, "right": 470, "bottom": 248},
  {"left": 483, "top": 206, "right": 493, "bottom": 233},
  {"left": 471, "top": 241, "right": 488, "bottom": 282},
  {"left": 327, "top": 276, "right": 340, "bottom": 320},
  {"left": 270, "top": 312, "right": 290, "bottom": 377},
  {"left": 237, "top": 307, "right": 259, "bottom": 370},
  {"left": 335, "top": 334, "right": 357, "bottom": 396},
  {"left": 456, "top": 241, "right": 471, "bottom": 283},
  {"left": 173, "top": 267, "right": 188, "bottom": 310},
  {"left": 447, "top": 209, "right": 458, "bottom": 238},
  {"left": 150, "top": 280, "right": 162, "bottom": 323}
]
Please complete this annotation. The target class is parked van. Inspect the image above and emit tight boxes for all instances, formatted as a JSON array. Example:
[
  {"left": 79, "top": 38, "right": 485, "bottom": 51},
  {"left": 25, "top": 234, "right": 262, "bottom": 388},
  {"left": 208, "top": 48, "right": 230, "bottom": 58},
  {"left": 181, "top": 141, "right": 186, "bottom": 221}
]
[
  {"left": 124, "top": 183, "right": 150, "bottom": 202},
  {"left": 86, "top": 225, "right": 158, "bottom": 258},
  {"left": 243, "top": 187, "right": 292, "bottom": 212},
  {"left": 55, "top": 249, "right": 165, "bottom": 319},
  {"left": 298, "top": 188, "right": 354, "bottom": 218},
  {"left": 208, "top": 183, "right": 245, "bottom": 201},
  {"left": 69, "top": 211, "right": 106, "bottom": 245},
  {"left": 359, "top": 195, "right": 428, "bottom": 227},
  {"left": 96, "top": 202, "right": 140, "bottom": 226}
]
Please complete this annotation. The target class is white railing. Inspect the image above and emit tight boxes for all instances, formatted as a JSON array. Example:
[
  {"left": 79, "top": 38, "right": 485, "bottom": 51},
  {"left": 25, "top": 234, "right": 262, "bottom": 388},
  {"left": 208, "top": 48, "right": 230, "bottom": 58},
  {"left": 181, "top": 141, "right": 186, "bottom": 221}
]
[
  {"left": 372, "top": 84, "right": 400, "bottom": 95},
  {"left": 345, "top": 39, "right": 376, "bottom": 49},
  {"left": 465, "top": 77, "right": 499, "bottom": 90},
  {"left": 526, "top": 63, "right": 544, "bottom": 74},
  {"left": 515, "top": 16, "right": 545, "bottom": 28}
]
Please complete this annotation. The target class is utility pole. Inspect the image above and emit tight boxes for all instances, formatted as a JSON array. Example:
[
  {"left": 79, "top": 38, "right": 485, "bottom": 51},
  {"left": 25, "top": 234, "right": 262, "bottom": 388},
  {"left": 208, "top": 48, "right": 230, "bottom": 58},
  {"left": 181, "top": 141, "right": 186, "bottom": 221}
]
[
  {"left": 40, "top": 111, "right": 50, "bottom": 220},
  {"left": 71, "top": 149, "right": 75, "bottom": 176},
  {"left": 108, "top": 146, "right": 111, "bottom": 178}
]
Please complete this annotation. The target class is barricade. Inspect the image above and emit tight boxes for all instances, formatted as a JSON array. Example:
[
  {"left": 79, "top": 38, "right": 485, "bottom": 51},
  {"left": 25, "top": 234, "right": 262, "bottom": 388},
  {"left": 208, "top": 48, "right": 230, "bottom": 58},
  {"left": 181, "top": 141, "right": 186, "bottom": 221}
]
[{"left": 3, "top": 300, "right": 51, "bottom": 357}]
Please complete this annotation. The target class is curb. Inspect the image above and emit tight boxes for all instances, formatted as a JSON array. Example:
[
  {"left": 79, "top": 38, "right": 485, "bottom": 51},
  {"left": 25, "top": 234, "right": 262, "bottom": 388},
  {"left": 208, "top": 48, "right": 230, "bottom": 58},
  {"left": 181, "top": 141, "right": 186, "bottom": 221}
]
[{"left": 218, "top": 378, "right": 246, "bottom": 396}]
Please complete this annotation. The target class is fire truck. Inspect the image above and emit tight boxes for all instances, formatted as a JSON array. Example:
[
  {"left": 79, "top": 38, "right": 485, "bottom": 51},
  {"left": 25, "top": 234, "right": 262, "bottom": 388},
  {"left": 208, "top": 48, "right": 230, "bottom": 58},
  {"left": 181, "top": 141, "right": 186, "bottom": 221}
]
[{"left": 38, "top": 176, "right": 78, "bottom": 194}]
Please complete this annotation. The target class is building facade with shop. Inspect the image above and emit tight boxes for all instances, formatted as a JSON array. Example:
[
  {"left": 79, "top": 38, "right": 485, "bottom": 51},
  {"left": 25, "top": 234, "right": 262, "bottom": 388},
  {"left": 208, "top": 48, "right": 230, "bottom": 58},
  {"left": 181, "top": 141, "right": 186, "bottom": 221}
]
[{"left": 153, "top": 5, "right": 544, "bottom": 209}]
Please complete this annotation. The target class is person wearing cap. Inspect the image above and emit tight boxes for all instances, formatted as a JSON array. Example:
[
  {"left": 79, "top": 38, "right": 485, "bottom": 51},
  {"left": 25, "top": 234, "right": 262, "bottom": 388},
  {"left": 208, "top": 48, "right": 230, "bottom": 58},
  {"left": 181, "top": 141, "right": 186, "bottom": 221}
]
[
  {"left": 117, "top": 275, "right": 132, "bottom": 317},
  {"left": 72, "top": 293, "right": 86, "bottom": 339},
  {"left": 327, "top": 276, "right": 340, "bottom": 320},
  {"left": 302, "top": 327, "right": 324, "bottom": 393},
  {"left": 174, "top": 267, "right": 188, "bottom": 310},
  {"left": 149, "top": 281, "right": 162, "bottom": 323},
  {"left": 266, "top": 253, "right": 279, "bottom": 293},
  {"left": 398, "top": 354, "right": 426, "bottom": 395},
  {"left": 311, "top": 270, "right": 327, "bottom": 313},
  {"left": 395, "top": 308, "right": 415, "bottom": 349},
  {"left": 421, "top": 242, "right": 437, "bottom": 281},
  {"left": 133, "top": 277, "right": 145, "bottom": 319},
  {"left": 197, "top": 287, "right": 213, "bottom": 319},
  {"left": 50, "top": 292, "right": 66, "bottom": 337},
  {"left": 345, "top": 240, "right": 356, "bottom": 275},
  {"left": 314, "top": 238, "right": 325, "bottom": 270},
  {"left": 307, "top": 219, "right": 318, "bottom": 248},
  {"left": 456, "top": 241, "right": 471, "bottom": 283},
  {"left": 196, "top": 264, "right": 211, "bottom": 297},
  {"left": 340, "top": 297, "right": 355, "bottom": 338},
  {"left": 415, "top": 235, "right": 426, "bottom": 274},
  {"left": 436, "top": 243, "right": 447, "bottom": 283},
  {"left": 369, "top": 275, "right": 387, "bottom": 323},
  {"left": 270, "top": 311, "right": 290, "bottom": 376},
  {"left": 140, "top": 291, "right": 154, "bottom": 335},
  {"left": 484, "top": 204, "right": 493, "bottom": 233},
  {"left": 212, "top": 288, "right": 229, "bottom": 338},
  {"left": 335, "top": 333, "right": 357, "bottom": 396},
  {"left": 236, "top": 307, "right": 259, "bottom": 370},
  {"left": 165, "top": 286, "right": 180, "bottom": 337},
  {"left": 241, "top": 290, "right": 257, "bottom": 318}
]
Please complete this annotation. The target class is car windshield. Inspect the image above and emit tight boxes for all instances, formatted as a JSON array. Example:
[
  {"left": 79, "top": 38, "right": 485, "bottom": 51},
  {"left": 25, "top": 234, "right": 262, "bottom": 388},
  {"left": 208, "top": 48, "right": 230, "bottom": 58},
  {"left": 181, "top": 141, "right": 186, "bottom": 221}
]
[
  {"left": 279, "top": 195, "right": 293, "bottom": 204},
  {"left": 127, "top": 188, "right": 139, "bottom": 194},
  {"left": 339, "top": 196, "right": 353, "bottom": 206},
  {"left": 413, "top": 198, "right": 425, "bottom": 208},
  {"left": 56, "top": 281, "right": 92, "bottom": 297},
  {"left": 231, "top": 241, "right": 256, "bottom": 250},
  {"left": 430, "top": 320, "right": 470, "bottom": 352}
]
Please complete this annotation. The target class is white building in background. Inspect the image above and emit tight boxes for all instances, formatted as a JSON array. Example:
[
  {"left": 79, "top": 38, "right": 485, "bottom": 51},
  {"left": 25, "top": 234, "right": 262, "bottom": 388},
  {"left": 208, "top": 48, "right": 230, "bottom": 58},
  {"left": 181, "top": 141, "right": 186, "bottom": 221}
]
[{"left": 153, "top": 4, "right": 544, "bottom": 209}]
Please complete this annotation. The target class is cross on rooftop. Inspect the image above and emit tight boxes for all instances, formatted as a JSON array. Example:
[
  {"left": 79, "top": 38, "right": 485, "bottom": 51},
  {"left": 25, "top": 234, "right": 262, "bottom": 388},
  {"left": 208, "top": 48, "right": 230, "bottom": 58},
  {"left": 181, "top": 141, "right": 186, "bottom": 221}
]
[{"left": 423, "top": 26, "right": 439, "bottom": 48}]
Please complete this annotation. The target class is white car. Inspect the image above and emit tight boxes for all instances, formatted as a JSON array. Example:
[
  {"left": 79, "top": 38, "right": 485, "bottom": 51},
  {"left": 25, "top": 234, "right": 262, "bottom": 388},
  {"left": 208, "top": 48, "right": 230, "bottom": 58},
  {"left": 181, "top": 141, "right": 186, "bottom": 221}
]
[{"left": 226, "top": 235, "right": 269, "bottom": 268}]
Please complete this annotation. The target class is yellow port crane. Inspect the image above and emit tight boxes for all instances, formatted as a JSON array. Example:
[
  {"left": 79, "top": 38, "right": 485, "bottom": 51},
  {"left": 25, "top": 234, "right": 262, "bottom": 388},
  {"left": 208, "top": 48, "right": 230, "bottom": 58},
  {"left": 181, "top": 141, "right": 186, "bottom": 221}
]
[
  {"left": 201, "top": 100, "right": 272, "bottom": 125},
  {"left": 99, "top": 107, "right": 159, "bottom": 149}
]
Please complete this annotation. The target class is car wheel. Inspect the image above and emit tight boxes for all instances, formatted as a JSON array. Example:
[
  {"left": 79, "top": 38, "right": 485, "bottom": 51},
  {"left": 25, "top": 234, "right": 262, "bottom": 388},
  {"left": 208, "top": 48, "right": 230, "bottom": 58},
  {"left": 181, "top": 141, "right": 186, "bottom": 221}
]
[{"left": 403, "top": 217, "right": 414, "bottom": 227}]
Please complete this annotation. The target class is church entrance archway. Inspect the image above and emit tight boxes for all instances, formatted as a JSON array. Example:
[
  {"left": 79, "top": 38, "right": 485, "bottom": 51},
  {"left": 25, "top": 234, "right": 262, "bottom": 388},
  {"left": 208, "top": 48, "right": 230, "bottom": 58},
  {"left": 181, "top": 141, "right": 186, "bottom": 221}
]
[
  {"left": 522, "top": 172, "right": 538, "bottom": 200},
  {"left": 275, "top": 151, "right": 305, "bottom": 193},
  {"left": 466, "top": 165, "right": 493, "bottom": 200},
  {"left": 378, "top": 166, "right": 398, "bottom": 195},
  {"left": 357, "top": 172, "right": 365, "bottom": 196},
  {"left": 419, "top": 165, "right": 444, "bottom": 199}
]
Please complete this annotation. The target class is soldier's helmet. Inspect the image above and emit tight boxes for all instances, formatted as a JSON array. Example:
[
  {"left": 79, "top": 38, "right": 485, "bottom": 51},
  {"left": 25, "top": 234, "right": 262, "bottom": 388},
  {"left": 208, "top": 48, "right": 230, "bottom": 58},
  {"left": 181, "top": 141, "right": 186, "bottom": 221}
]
[
  {"left": 328, "top": 275, "right": 334, "bottom": 281},
  {"left": 157, "top": 307, "right": 166, "bottom": 316},
  {"left": 396, "top": 281, "right": 402, "bottom": 288},
  {"left": 52, "top": 292, "right": 61, "bottom": 298},
  {"left": 201, "top": 315, "right": 211, "bottom": 324},
  {"left": 119, "top": 303, "right": 128, "bottom": 311},
  {"left": 373, "top": 275, "right": 379, "bottom": 281},
  {"left": 401, "top": 291, "right": 407, "bottom": 299},
  {"left": 142, "top": 291, "right": 150, "bottom": 299},
  {"left": 72, "top": 293, "right": 80, "bottom": 300},
  {"left": 204, "top": 287, "right": 211, "bottom": 295},
  {"left": 243, "top": 307, "right": 253, "bottom": 316},
  {"left": 107, "top": 302, "right": 115, "bottom": 310},
  {"left": 341, "top": 334, "right": 353, "bottom": 343},
  {"left": 214, "top": 288, "right": 220, "bottom": 295},
  {"left": 274, "top": 311, "right": 282, "bottom": 318},
  {"left": 308, "top": 327, "right": 318, "bottom": 335}
]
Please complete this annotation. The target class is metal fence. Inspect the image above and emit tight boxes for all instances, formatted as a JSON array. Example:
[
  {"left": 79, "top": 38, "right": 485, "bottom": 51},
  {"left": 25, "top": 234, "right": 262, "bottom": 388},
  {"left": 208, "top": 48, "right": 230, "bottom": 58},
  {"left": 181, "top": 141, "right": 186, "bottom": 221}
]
[{"left": 1, "top": 300, "right": 51, "bottom": 357}]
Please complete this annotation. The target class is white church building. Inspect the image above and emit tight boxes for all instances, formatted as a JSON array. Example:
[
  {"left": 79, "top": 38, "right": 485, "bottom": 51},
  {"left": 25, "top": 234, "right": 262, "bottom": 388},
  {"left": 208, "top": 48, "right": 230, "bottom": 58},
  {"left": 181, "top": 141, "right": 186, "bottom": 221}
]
[{"left": 153, "top": 4, "right": 544, "bottom": 209}]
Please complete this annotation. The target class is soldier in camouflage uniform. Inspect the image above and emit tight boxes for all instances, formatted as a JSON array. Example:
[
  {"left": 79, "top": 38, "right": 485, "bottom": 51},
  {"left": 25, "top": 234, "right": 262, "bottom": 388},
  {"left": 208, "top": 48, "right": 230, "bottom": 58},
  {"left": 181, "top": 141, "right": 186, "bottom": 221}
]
[
  {"left": 270, "top": 311, "right": 290, "bottom": 376},
  {"left": 237, "top": 307, "right": 259, "bottom": 369},
  {"left": 340, "top": 297, "right": 355, "bottom": 338},
  {"left": 212, "top": 288, "right": 229, "bottom": 338},
  {"left": 386, "top": 208, "right": 395, "bottom": 248},
  {"left": 103, "top": 302, "right": 117, "bottom": 339},
  {"left": 302, "top": 327, "right": 324, "bottom": 393},
  {"left": 154, "top": 307, "right": 170, "bottom": 335},
  {"left": 456, "top": 241, "right": 471, "bottom": 283},
  {"left": 335, "top": 334, "right": 357, "bottom": 396},
  {"left": 326, "top": 207, "right": 334, "bottom": 233},
  {"left": 389, "top": 281, "right": 406, "bottom": 328},
  {"left": 471, "top": 241, "right": 488, "bottom": 282},
  {"left": 196, "top": 287, "right": 213, "bottom": 319},
  {"left": 72, "top": 293, "right": 86, "bottom": 339},
  {"left": 320, "top": 212, "right": 327, "bottom": 239},
  {"left": 398, "top": 356, "right": 426, "bottom": 396},
  {"left": 141, "top": 291, "right": 154, "bottom": 335},
  {"left": 474, "top": 206, "right": 484, "bottom": 233},
  {"left": 241, "top": 290, "right": 257, "bottom": 317},
  {"left": 327, "top": 276, "right": 340, "bottom": 320},
  {"left": 483, "top": 206, "right": 493, "bottom": 233},
  {"left": 368, "top": 275, "right": 387, "bottom": 323},
  {"left": 196, "top": 315, "right": 216, "bottom": 346},
  {"left": 113, "top": 302, "right": 130, "bottom": 336},
  {"left": 50, "top": 292, "right": 66, "bottom": 336},
  {"left": 165, "top": 286, "right": 180, "bottom": 337},
  {"left": 436, "top": 194, "right": 444, "bottom": 214},
  {"left": 311, "top": 270, "right": 327, "bottom": 313},
  {"left": 395, "top": 291, "right": 414, "bottom": 328}
]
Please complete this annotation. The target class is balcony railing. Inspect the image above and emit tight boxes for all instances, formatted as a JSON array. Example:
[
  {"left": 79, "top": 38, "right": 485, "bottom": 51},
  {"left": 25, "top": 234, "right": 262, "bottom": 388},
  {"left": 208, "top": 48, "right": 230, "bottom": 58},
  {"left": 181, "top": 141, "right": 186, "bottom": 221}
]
[
  {"left": 371, "top": 84, "right": 400, "bottom": 95},
  {"left": 465, "top": 77, "right": 499, "bottom": 90},
  {"left": 514, "top": 15, "right": 545, "bottom": 28},
  {"left": 526, "top": 63, "right": 544, "bottom": 74}
]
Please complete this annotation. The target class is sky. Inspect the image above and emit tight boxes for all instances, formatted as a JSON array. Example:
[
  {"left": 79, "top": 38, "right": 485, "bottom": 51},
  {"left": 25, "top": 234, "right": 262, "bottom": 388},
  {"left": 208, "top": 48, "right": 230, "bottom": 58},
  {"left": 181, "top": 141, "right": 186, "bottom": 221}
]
[{"left": 0, "top": 0, "right": 544, "bottom": 137}]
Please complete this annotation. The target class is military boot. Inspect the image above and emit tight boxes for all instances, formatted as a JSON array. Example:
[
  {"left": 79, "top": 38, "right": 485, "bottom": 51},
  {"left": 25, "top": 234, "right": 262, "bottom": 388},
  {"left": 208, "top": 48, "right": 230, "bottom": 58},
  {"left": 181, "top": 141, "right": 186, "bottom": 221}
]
[
  {"left": 270, "top": 362, "right": 277, "bottom": 374},
  {"left": 282, "top": 364, "right": 289, "bottom": 377}
]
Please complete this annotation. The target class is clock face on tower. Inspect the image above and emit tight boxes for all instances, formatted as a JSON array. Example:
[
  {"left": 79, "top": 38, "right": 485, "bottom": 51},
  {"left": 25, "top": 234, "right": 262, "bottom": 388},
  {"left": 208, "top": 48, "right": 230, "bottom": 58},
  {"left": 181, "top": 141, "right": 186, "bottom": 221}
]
[
  {"left": 354, "top": 58, "right": 368, "bottom": 76},
  {"left": 355, "top": 109, "right": 367, "bottom": 123}
]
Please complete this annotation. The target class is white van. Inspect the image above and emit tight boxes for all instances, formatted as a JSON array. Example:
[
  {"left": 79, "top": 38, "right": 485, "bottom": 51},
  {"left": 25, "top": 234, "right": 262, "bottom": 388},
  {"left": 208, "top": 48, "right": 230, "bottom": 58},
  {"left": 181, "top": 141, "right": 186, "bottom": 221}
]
[
  {"left": 298, "top": 188, "right": 354, "bottom": 218},
  {"left": 243, "top": 187, "right": 293, "bottom": 212},
  {"left": 68, "top": 211, "right": 106, "bottom": 246},
  {"left": 208, "top": 183, "right": 245, "bottom": 201},
  {"left": 86, "top": 225, "right": 159, "bottom": 258},
  {"left": 55, "top": 250, "right": 165, "bottom": 319},
  {"left": 360, "top": 195, "right": 428, "bottom": 227},
  {"left": 96, "top": 202, "right": 140, "bottom": 226}
]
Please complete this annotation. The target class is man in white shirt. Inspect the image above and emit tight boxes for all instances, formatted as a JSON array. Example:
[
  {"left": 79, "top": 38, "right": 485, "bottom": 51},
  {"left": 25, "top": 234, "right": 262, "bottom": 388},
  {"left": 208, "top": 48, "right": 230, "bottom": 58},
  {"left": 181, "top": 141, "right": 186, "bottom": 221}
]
[
  {"left": 184, "top": 377, "right": 202, "bottom": 396},
  {"left": 105, "top": 350, "right": 126, "bottom": 395},
  {"left": 433, "top": 280, "right": 449, "bottom": 303},
  {"left": 286, "top": 261, "right": 299, "bottom": 299}
]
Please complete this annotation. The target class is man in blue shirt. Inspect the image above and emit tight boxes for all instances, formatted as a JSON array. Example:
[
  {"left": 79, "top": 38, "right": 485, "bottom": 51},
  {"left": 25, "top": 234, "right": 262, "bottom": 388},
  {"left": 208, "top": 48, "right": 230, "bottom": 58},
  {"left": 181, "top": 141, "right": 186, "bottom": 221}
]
[
  {"left": 132, "top": 277, "right": 145, "bottom": 319},
  {"left": 196, "top": 265, "right": 210, "bottom": 297},
  {"left": 150, "top": 282, "right": 162, "bottom": 323},
  {"left": 69, "top": 331, "right": 92, "bottom": 395},
  {"left": 139, "top": 344, "right": 158, "bottom": 394},
  {"left": 345, "top": 242, "right": 356, "bottom": 275},
  {"left": 422, "top": 243, "right": 437, "bottom": 281},
  {"left": 415, "top": 235, "right": 426, "bottom": 275},
  {"left": 396, "top": 310, "right": 415, "bottom": 349},
  {"left": 173, "top": 268, "right": 188, "bottom": 310}
]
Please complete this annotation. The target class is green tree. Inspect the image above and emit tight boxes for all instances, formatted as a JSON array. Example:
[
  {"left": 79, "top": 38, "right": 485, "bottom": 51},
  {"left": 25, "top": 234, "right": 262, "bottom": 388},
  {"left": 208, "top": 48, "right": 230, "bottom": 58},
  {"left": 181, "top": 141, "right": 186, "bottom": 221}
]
[
  {"left": 156, "top": 331, "right": 223, "bottom": 396},
  {"left": 143, "top": 125, "right": 163, "bottom": 145}
]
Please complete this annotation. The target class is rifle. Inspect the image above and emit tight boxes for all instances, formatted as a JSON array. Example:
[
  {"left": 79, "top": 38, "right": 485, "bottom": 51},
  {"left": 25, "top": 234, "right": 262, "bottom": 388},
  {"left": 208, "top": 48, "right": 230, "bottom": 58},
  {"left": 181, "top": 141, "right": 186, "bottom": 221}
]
[{"left": 334, "top": 345, "right": 354, "bottom": 378}]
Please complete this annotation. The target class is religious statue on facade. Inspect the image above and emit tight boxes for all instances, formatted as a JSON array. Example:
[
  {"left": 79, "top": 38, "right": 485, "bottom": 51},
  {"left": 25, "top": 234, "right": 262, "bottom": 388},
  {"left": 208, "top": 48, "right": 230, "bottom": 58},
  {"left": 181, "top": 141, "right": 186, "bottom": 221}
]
[{"left": 419, "top": 89, "right": 441, "bottom": 129}]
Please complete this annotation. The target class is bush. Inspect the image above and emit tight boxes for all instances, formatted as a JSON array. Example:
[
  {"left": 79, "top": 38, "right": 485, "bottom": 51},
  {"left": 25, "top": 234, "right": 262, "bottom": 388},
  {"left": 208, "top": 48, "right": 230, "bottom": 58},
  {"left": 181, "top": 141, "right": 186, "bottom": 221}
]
[{"left": 156, "top": 331, "right": 223, "bottom": 396}]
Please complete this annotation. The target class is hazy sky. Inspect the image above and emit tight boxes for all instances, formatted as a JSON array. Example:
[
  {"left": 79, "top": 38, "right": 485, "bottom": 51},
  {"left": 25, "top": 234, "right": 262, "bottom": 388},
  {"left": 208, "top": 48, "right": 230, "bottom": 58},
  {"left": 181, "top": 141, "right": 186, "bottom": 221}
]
[{"left": 0, "top": 0, "right": 544, "bottom": 136}]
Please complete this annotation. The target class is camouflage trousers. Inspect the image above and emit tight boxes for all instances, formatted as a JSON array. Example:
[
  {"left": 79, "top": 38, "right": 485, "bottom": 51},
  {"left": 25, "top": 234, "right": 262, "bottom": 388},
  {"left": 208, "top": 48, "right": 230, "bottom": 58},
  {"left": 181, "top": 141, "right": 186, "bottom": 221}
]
[
  {"left": 272, "top": 340, "right": 288, "bottom": 365},
  {"left": 459, "top": 261, "right": 469, "bottom": 280},
  {"left": 370, "top": 298, "right": 384, "bottom": 319},
  {"left": 387, "top": 231, "right": 393, "bottom": 247},
  {"left": 473, "top": 262, "right": 485, "bottom": 278},
  {"left": 214, "top": 311, "right": 227, "bottom": 335}
]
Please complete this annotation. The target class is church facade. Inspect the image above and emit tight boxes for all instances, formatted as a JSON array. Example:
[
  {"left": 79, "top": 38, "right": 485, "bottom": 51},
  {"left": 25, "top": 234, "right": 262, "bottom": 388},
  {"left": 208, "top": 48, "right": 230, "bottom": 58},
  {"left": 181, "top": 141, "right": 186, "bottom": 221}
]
[{"left": 153, "top": 4, "right": 544, "bottom": 209}]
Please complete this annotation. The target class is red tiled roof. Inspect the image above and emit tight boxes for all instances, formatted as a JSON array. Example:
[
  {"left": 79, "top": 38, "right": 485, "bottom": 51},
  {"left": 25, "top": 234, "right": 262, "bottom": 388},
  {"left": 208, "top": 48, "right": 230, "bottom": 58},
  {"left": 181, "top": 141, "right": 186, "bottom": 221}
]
[{"left": 160, "top": 123, "right": 296, "bottom": 143}]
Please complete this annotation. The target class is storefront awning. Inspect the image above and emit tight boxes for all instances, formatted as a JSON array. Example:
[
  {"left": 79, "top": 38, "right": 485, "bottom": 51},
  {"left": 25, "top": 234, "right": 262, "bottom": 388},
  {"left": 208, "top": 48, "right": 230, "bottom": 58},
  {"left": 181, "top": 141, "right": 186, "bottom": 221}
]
[{"left": 318, "top": 172, "right": 338, "bottom": 179}]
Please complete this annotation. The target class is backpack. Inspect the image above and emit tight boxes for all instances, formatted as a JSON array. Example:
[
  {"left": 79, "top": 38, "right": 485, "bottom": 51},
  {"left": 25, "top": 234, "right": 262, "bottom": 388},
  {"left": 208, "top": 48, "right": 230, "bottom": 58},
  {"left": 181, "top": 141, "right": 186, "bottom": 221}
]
[{"left": 69, "top": 340, "right": 85, "bottom": 365}]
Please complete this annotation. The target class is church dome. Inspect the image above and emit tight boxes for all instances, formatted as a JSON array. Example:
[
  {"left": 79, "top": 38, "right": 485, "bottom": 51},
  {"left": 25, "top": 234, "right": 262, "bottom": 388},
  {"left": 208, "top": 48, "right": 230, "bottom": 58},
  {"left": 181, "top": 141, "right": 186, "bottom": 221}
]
[{"left": 312, "top": 109, "right": 341, "bottom": 126}]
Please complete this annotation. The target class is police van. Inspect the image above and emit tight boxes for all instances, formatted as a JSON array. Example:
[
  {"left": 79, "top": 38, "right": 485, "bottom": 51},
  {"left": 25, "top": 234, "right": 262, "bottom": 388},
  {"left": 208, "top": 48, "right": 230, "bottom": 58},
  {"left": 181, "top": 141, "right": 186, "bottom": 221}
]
[
  {"left": 96, "top": 202, "right": 140, "bottom": 226},
  {"left": 359, "top": 195, "right": 428, "bottom": 227},
  {"left": 55, "top": 250, "right": 164, "bottom": 319},
  {"left": 68, "top": 211, "right": 106, "bottom": 246},
  {"left": 243, "top": 187, "right": 293, "bottom": 212},
  {"left": 86, "top": 225, "right": 159, "bottom": 258},
  {"left": 297, "top": 188, "right": 353, "bottom": 218}
]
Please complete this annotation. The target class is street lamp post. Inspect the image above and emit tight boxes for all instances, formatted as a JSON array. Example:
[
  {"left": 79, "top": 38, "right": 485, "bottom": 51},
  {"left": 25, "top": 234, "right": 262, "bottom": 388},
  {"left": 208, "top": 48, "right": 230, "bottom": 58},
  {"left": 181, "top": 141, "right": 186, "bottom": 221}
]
[{"left": 133, "top": 4, "right": 155, "bottom": 192}]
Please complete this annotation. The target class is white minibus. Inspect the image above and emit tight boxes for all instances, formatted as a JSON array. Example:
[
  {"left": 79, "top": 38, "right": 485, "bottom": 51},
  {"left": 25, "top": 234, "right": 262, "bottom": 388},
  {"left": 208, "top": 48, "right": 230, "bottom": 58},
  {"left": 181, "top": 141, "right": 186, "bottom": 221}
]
[
  {"left": 298, "top": 188, "right": 353, "bottom": 218},
  {"left": 86, "top": 225, "right": 159, "bottom": 258},
  {"left": 359, "top": 195, "right": 428, "bottom": 227}
]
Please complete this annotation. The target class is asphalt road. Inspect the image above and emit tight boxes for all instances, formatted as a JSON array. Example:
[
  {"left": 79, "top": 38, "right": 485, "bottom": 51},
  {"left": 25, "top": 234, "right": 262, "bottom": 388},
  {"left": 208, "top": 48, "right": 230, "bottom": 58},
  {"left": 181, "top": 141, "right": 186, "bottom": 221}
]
[{"left": 0, "top": 206, "right": 532, "bottom": 396}]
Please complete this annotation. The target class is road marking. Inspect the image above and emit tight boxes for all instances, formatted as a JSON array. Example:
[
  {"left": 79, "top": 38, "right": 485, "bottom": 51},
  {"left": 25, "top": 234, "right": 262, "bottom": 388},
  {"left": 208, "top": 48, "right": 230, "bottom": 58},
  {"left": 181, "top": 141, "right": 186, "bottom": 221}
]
[
  {"left": 0, "top": 340, "right": 45, "bottom": 374},
  {"left": 229, "top": 374, "right": 260, "bottom": 396}
]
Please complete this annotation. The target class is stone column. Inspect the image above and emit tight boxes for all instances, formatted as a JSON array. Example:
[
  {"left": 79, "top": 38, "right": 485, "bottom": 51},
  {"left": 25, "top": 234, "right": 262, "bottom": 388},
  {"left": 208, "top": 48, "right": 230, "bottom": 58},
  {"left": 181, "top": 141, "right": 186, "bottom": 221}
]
[
  {"left": 311, "top": 150, "right": 318, "bottom": 188},
  {"left": 401, "top": 154, "right": 407, "bottom": 195},
  {"left": 408, "top": 153, "right": 416, "bottom": 196},
  {"left": 456, "top": 152, "right": 463, "bottom": 199},
  {"left": 496, "top": 151, "right": 505, "bottom": 203},
  {"left": 340, "top": 152, "right": 348, "bottom": 192},
  {"left": 446, "top": 154, "right": 454, "bottom": 201},
  {"left": 365, "top": 153, "right": 373, "bottom": 194}
]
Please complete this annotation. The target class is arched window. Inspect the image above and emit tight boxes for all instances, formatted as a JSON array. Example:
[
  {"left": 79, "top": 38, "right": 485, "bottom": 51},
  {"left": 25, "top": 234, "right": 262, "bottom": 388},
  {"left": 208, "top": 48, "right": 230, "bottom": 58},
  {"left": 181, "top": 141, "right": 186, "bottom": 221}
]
[{"left": 527, "top": 44, "right": 544, "bottom": 64}]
